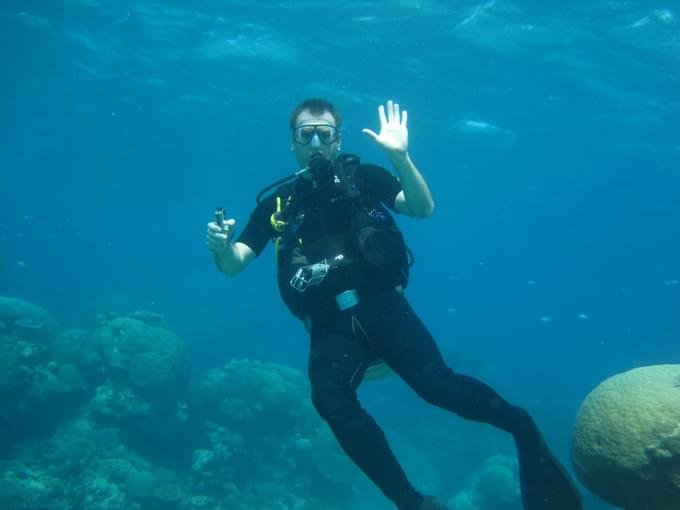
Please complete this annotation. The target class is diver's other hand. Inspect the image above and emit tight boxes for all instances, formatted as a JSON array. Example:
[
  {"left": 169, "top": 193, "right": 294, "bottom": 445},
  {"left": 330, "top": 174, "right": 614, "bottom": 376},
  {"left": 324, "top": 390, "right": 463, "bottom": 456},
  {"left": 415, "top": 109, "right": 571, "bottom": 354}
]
[
  {"left": 206, "top": 218, "right": 236, "bottom": 252},
  {"left": 362, "top": 100, "right": 408, "bottom": 155}
]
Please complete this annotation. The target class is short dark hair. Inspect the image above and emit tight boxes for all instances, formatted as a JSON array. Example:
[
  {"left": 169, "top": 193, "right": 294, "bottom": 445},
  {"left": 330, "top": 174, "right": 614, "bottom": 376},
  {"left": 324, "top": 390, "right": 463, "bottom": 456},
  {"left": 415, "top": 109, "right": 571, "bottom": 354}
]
[{"left": 289, "top": 98, "right": 342, "bottom": 129}]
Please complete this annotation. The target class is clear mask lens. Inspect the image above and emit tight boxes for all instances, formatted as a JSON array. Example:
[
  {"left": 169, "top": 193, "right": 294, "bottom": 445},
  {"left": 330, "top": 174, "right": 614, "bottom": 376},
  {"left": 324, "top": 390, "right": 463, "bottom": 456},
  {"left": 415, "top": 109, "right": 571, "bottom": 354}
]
[{"left": 293, "top": 124, "right": 338, "bottom": 145}]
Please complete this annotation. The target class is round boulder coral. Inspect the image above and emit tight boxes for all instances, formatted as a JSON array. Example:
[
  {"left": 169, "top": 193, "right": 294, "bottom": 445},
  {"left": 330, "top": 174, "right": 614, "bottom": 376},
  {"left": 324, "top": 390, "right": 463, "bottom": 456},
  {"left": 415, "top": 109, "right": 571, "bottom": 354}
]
[
  {"left": 94, "top": 317, "right": 188, "bottom": 395},
  {"left": 449, "top": 454, "right": 519, "bottom": 510},
  {"left": 571, "top": 364, "right": 680, "bottom": 510},
  {"left": 189, "top": 358, "right": 313, "bottom": 437}
]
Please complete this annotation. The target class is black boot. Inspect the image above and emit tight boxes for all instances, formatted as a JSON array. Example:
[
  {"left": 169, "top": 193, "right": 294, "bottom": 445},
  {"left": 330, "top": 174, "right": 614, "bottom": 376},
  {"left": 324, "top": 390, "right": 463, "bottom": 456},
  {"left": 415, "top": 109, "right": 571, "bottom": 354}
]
[{"left": 514, "top": 418, "right": 583, "bottom": 510}]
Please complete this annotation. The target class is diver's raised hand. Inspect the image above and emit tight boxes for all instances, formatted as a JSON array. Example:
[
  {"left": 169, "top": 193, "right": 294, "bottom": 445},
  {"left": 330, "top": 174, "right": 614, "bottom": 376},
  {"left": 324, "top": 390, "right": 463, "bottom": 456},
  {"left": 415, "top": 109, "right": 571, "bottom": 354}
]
[
  {"left": 206, "top": 218, "right": 236, "bottom": 252},
  {"left": 362, "top": 100, "right": 408, "bottom": 155}
]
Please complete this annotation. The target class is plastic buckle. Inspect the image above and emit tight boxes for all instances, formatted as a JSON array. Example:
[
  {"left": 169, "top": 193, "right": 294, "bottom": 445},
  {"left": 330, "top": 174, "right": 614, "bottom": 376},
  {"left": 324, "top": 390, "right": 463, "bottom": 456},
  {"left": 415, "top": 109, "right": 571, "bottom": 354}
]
[
  {"left": 290, "top": 260, "right": 330, "bottom": 292},
  {"left": 335, "top": 289, "right": 359, "bottom": 311}
]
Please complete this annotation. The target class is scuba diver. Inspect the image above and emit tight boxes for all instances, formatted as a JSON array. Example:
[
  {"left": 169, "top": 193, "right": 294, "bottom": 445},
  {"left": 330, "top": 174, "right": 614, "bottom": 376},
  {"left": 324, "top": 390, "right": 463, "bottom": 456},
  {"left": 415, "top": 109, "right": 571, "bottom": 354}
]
[{"left": 206, "top": 98, "right": 583, "bottom": 510}]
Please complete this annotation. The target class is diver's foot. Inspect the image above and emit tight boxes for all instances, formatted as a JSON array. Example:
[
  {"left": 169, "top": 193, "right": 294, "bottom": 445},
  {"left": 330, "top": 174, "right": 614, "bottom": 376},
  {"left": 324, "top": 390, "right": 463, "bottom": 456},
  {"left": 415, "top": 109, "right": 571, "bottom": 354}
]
[
  {"left": 418, "top": 495, "right": 449, "bottom": 510},
  {"left": 516, "top": 433, "right": 583, "bottom": 510}
]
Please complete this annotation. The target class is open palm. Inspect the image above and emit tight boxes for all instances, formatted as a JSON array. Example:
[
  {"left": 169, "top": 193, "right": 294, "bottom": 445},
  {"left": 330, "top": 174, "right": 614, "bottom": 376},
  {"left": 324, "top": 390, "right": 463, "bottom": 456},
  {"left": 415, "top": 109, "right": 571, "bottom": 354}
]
[{"left": 362, "top": 100, "right": 408, "bottom": 153}]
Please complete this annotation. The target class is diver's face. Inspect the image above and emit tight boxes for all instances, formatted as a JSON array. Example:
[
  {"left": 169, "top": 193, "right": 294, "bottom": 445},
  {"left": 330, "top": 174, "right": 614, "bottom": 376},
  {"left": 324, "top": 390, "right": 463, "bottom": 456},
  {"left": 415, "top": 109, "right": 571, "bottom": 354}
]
[{"left": 291, "top": 109, "right": 341, "bottom": 167}]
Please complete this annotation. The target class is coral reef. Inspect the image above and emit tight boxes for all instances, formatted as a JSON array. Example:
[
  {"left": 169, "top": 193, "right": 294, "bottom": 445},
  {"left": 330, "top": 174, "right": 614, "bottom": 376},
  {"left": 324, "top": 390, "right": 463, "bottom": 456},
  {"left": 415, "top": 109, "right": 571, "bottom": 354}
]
[
  {"left": 1, "top": 299, "right": 87, "bottom": 449},
  {"left": 0, "top": 296, "right": 59, "bottom": 343},
  {"left": 93, "top": 316, "right": 189, "bottom": 396},
  {"left": 0, "top": 296, "right": 358, "bottom": 510},
  {"left": 571, "top": 364, "right": 680, "bottom": 510},
  {"left": 51, "top": 329, "right": 100, "bottom": 368},
  {"left": 448, "top": 454, "right": 521, "bottom": 510},
  {"left": 186, "top": 359, "right": 359, "bottom": 508}
]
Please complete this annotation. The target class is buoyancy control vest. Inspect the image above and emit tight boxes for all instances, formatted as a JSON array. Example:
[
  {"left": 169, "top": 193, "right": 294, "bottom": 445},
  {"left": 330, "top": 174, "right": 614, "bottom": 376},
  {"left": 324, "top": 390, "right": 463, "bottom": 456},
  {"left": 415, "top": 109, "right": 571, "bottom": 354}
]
[{"left": 267, "top": 154, "right": 412, "bottom": 320}]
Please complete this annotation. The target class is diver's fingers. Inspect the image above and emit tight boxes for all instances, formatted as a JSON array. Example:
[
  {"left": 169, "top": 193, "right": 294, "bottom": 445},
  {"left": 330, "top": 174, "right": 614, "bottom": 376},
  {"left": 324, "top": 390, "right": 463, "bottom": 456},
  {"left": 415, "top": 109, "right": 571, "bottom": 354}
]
[
  {"left": 378, "top": 104, "right": 387, "bottom": 127},
  {"left": 208, "top": 219, "right": 235, "bottom": 231},
  {"left": 362, "top": 128, "right": 379, "bottom": 142},
  {"left": 386, "top": 100, "right": 395, "bottom": 123},
  {"left": 206, "top": 234, "right": 221, "bottom": 250},
  {"left": 207, "top": 231, "right": 229, "bottom": 247},
  {"left": 206, "top": 230, "right": 224, "bottom": 243},
  {"left": 392, "top": 102, "right": 400, "bottom": 123},
  {"left": 401, "top": 109, "right": 408, "bottom": 127}
]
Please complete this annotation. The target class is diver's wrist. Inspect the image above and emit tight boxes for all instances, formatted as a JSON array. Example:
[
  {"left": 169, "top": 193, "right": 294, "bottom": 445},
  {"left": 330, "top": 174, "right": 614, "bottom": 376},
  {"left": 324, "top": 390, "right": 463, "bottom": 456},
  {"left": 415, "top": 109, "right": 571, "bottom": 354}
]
[
  {"left": 214, "top": 243, "right": 235, "bottom": 265},
  {"left": 388, "top": 149, "right": 410, "bottom": 166}
]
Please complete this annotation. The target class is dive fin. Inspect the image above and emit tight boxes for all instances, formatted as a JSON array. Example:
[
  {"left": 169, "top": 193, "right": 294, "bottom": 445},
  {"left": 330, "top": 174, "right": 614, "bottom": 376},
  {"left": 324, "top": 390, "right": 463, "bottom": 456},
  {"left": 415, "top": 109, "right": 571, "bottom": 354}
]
[{"left": 516, "top": 432, "right": 583, "bottom": 510}]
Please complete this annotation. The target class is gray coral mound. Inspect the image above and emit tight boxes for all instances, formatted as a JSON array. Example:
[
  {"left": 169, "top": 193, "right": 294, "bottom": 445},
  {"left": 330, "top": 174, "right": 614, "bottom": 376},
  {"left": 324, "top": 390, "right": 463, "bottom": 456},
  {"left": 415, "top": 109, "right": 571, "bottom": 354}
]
[
  {"left": 571, "top": 364, "right": 680, "bottom": 510},
  {"left": 95, "top": 316, "right": 188, "bottom": 393},
  {"left": 448, "top": 454, "right": 520, "bottom": 510}
]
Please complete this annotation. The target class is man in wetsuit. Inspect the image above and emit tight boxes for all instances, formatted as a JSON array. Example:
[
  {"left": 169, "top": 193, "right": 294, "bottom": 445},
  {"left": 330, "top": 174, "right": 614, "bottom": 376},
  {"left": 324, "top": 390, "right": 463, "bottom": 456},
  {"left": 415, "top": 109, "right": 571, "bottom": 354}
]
[{"left": 206, "top": 99, "right": 583, "bottom": 510}]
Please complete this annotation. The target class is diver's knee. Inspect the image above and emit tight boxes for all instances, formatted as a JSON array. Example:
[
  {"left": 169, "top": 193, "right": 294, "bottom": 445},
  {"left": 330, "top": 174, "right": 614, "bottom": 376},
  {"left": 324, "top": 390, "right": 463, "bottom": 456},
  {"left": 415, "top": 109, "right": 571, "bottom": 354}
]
[
  {"left": 310, "top": 387, "right": 334, "bottom": 419},
  {"left": 411, "top": 361, "right": 456, "bottom": 405},
  {"left": 310, "top": 383, "right": 353, "bottom": 424}
]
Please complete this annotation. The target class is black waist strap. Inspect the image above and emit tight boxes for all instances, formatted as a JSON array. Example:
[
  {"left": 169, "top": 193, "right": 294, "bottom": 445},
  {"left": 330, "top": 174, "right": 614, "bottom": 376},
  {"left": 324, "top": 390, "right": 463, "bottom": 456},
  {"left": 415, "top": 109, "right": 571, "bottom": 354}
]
[{"left": 306, "top": 272, "right": 400, "bottom": 319}]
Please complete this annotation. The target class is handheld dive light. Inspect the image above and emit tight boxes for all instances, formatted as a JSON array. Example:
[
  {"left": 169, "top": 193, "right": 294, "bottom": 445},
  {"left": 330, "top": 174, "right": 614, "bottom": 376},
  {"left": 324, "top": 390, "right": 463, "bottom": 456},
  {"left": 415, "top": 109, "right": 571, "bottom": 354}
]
[{"left": 214, "top": 207, "right": 226, "bottom": 231}]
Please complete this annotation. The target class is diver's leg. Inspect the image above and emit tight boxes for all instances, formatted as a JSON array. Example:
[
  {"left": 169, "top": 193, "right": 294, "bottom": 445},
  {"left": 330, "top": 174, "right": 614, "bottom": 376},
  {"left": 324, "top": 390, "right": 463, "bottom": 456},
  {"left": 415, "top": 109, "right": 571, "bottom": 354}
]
[
  {"left": 308, "top": 324, "right": 423, "bottom": 510},
  {"left": 359, "top": 290, "right": 583, "bottom": 510}
]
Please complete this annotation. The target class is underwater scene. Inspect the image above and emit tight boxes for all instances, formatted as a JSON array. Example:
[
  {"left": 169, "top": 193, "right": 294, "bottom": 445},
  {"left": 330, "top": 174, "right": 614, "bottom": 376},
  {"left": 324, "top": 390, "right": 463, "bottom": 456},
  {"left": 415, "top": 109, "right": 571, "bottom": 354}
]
[{"left": 1, "top": 1, "right": 679, "bottom": 509}]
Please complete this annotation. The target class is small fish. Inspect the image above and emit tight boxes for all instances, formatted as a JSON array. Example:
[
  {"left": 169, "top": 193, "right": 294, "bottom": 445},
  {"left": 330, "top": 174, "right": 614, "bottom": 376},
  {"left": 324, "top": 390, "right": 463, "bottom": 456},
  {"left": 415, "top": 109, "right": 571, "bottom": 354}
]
[
  {"left": 630, "top": 9, "right": 675, "bottom": 28},
  {"left": 577, "top": 313, "right": 590, "bottom": 320},
  {"left": 539, "top": 316, "right": 552, "bottom": 323},
  {"left": 450, "top": 118, "right": 516, "bottom": 147},
  {"left": 351, "top": 16, "right": 377, "bottom": 23},
  {"left": 630, "top": 15, "right": 651, "bottom": 28},
  {"left": 456, "top": 0, "right": 496, "bottom": 28},
  {"left": 653, "top": 9, "right": 675, "bottom": 23}
]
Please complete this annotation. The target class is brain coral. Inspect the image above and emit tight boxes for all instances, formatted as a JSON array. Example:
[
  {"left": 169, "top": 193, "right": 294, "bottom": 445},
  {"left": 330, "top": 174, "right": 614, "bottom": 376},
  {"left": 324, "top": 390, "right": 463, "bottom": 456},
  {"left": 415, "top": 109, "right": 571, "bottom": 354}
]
[{"left": 571, "top": 364, "right": 680, "bottom": 510}]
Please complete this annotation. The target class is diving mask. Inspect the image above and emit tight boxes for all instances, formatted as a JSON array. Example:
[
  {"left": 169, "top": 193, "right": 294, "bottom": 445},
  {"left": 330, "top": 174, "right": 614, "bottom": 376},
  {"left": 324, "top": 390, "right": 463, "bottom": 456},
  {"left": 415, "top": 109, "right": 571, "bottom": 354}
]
[{"left": 292, "top": 124, "right": 339, "bottom": 145}]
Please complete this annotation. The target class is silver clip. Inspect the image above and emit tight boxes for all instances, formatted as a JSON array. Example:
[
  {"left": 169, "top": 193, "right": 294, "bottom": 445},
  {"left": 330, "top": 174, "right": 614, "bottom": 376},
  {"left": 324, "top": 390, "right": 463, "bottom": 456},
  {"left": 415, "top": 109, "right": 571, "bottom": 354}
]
[{"left": 290, "top": 260, "right": 330, "bottom": 292}]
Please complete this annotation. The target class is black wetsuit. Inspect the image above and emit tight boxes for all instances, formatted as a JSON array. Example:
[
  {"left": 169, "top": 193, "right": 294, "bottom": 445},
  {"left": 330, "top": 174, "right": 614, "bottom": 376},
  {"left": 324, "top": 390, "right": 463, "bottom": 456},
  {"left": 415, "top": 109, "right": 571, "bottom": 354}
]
[{"left": 237, "top": 162, "right": 580, "bottom": 510}]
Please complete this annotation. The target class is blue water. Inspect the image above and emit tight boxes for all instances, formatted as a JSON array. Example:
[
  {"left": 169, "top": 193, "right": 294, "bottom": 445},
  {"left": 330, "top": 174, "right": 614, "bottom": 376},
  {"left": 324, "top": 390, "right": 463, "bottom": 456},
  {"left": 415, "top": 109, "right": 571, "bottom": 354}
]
[{"left": 1, "top": 1, "right": 679, "bottom": 509}]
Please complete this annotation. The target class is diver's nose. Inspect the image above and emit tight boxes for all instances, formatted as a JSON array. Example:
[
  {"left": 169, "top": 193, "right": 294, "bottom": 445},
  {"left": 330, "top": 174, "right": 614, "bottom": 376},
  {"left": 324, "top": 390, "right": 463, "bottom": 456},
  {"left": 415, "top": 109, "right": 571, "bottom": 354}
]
[{"left": 310, "top": 132, "right": 321, "bottom": 147}]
